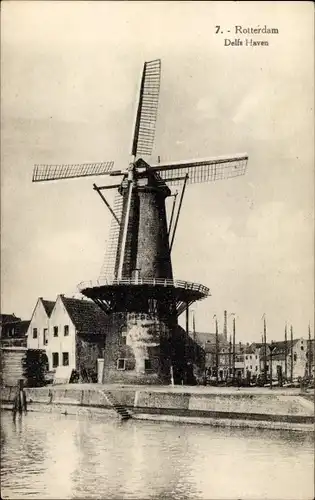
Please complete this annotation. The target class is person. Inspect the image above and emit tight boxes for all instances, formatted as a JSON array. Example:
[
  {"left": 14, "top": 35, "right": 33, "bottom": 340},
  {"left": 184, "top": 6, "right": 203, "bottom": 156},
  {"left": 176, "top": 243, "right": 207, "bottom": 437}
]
[{"left": 12, "top": 379, "right": 27, "bottom": 421}]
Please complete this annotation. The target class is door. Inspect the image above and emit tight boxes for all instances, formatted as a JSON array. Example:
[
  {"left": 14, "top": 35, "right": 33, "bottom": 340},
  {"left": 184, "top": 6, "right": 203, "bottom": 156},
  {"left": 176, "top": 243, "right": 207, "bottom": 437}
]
[{"left": 97, "top": 358, "right": 104, "bottom": 384}]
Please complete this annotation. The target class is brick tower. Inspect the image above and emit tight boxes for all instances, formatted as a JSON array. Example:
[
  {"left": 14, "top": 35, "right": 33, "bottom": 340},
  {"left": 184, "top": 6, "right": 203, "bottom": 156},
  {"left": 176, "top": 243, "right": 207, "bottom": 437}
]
[{"left": 80, "top": 160, "right": 209, "bottom": 384}]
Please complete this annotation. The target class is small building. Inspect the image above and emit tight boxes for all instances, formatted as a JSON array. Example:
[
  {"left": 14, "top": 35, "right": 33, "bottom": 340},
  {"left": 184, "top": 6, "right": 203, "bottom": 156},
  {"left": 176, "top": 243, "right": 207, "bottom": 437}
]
[
  {"left": 203, "top": 337, "right": 262, "bottom": 382},
  {"left": 263, "top": 338, "right": 311, "bottom": 381},
  {"left": 243, "top": 343, "right": 262, "bottom": 380},
  {"left": 47, "top": 294, "right": 108, "bottom": 382},
  {"left": 1, "top": 314, "right": 29, "bottom": 348},
  {"left": 27, "top": 294, "right": 109, "bottom": 383},
  {"left": 27, "top": 298, "right": 55, "bottom": 351}
]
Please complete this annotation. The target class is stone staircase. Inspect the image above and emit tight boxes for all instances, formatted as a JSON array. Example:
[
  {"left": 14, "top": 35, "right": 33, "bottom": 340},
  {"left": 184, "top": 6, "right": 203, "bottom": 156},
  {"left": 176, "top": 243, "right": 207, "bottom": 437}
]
[{"left": 103, "top": 391, "right": 132, "bottom": 420}]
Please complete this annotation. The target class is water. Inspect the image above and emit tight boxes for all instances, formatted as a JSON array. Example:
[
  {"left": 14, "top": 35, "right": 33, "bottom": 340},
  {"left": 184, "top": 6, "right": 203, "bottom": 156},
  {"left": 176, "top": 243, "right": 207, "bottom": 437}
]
[{"left": 1, "top": 411, "right": 314, "bottom": 499}]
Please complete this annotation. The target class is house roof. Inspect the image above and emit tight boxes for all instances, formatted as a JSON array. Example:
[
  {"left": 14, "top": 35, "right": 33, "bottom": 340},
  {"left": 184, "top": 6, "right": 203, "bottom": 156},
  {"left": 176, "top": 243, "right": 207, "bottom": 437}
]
[
  {"left": 0, "top": 314, "right": 21, "bottom": 325},
  {"left": 15, "top": 320, "right": 30, "bottom": 337},
  {"left": 60, "top": 296, "right": 109, "bottom": 335},
  {"left": 269, "top": 339, "right": 299, "bottom": 355},
  {"left": 193, "top": 331, "right": 229, "bottom": 347},
  {"left": 41, "top": 299, "right": 55, "bottom": 318}
]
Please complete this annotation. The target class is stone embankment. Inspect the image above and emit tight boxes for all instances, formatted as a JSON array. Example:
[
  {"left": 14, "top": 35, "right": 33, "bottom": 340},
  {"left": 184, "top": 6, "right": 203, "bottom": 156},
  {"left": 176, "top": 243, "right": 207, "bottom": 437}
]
[{"left": 1, "top": 384, "right": 313, "bottom": 431}]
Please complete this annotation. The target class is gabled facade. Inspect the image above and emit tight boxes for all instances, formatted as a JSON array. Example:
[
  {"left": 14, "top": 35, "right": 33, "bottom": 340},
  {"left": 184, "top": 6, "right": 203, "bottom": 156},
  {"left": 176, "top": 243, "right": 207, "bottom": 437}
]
[
  {"left": 243, "top": 343, "right": 261, "bottom": 379},
  {"left": 27, "top": 298, "right": 55, "bottom": 351},
  {"left": 1, "top": 314, "right": 29, "bottom": 347},
  {"left": 204, "top": 334, "right": 232, "bottom": 380},
  {"left": 26, "top": 295, "right": 108, "bottom": 381},
  {"left": 47, "top": 295, "right": 76, "bottom": 373},
  {"left": 262, "top": 338, "right": 310, "bottom": 381},
  {"left": 46, "top": 295, "right": 108, "bottom": 380}
]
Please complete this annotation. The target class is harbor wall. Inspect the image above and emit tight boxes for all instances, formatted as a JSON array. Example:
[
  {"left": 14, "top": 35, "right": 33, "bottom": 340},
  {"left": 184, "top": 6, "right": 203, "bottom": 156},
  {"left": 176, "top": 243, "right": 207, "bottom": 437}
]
[{"left": 1, "top": 385, "right": 313, "bottom": 430}]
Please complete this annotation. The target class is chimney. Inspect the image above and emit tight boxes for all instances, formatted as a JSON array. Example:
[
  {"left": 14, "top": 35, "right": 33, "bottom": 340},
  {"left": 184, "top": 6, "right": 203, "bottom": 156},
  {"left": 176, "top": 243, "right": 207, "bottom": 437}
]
[{"left": 223, "top": 310, "right": 227, "bottom": 341}]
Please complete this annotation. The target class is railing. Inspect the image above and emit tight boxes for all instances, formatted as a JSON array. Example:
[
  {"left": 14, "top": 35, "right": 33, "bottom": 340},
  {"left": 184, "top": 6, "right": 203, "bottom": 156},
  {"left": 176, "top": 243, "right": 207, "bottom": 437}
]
[{"left": 78, "top": 277, "right": 210, "bottom": 296}]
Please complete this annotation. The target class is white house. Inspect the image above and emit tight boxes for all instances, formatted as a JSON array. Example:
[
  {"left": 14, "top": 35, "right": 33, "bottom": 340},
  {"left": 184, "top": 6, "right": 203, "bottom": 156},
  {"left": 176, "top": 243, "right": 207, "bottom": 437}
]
[
  {"left": 27, "top": 298, "right": 55, "bottom": 351},
  {"left": 264, "top": 338, "right": 310, "bottom": 381},
  {"left": 243, "top": 343, "right": 262, "bottom": 378},
  {"left": 27, "top": 294, "right": 109, "bottom": 382}
]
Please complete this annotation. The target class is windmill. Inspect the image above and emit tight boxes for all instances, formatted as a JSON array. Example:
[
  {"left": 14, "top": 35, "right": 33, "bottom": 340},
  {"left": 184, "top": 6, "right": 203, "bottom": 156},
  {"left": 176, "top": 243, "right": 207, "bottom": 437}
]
[{"left": 33, "top": 59, "right": 248, "bottom": 385}]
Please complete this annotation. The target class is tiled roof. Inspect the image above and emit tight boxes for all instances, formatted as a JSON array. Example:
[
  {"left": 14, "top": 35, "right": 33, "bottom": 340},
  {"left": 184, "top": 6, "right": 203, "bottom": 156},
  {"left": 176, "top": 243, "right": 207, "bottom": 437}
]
[
  {"left": 0, "top": 314, "right": 21, "bottom": 325},
  {"left": 41, "top": 299, "right": 55, "bottom": 318},
  {"left": 194, "top": 331, "right": 228, "bottom": 346},
  {"left": 269, "top": 339, "right": 299, "bottom": 355},
  {"left": 60, "top": 296, "right": 108, "bottom": 335},
  {"left": 15, "top": 320, "right": 30, "bottom": 337}
]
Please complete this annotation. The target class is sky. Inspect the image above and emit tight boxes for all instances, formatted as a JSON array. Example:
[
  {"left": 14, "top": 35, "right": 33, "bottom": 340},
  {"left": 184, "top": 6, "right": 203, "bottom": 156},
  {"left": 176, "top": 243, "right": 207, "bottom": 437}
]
[{"left": 1, "top": 1, "right": 314, "bottom": 343}]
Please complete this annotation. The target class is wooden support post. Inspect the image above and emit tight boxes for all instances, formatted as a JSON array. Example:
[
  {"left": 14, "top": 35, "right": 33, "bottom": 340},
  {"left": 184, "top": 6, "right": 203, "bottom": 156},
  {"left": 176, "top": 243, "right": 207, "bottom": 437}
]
[
  {"left": 232, "top": 317, "right": 236, "bottom": 383},
  {"left": 263, "top": 316, "right": 267, "bottom": 384},
  {"left": 117, "top": 177, "right": 133, "bottom": 280},
  {"left": 93, "top": 184, "right": 120, "bottom": 224},
  {"left": 308, "top": 324, "right": 312, "bottom": 378},
  {"left": 169, "top": 174, "right": 188, "bottom": 252},
  {"left": 168, "top": 192, "right": 178, "bottom": 236},
  {"left": 270, "top": 341, "right": 273, "bottom": 389},
  {"left": 290, "top": 325, "right": 294, "bottom": 382},
  {"left": 185, "top": 302, "right": 189, "bottom": 337},
  {"left": 215, "top": 317, "right": 219, "bottom": 384},
  {"left": 228, "top": 335, "right": 232, "bottom": 379},
  {"left": 284, "top": 323, "right": 288, "bottom": 381}
]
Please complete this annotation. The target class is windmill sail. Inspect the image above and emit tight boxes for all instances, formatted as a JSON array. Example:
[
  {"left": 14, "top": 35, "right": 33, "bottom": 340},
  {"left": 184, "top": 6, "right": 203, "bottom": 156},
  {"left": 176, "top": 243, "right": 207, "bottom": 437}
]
[
  {"left": 151, "top": 154, "right": 248, "bottom": 186},
  {"left": 32, "top": 161, "right": 114, "bottom": 182},
  {"left": 99, "top": 190, "right": 124, "bottom": 280},
  {"left": 131, "top": 59, "right": 161, "bottom": 157}
]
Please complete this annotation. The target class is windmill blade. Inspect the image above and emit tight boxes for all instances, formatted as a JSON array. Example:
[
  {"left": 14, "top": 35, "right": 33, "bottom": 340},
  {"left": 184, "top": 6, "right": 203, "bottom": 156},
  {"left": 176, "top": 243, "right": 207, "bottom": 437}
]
[
  {"left": 131, "top": 59, "right": 161, "bottom": 157},
  {"left": 151, "top": 154, "right": 248, "bottom": 186},
  {"left": 32, "top": 161, "right": 115, "bottom": 182},
  {"left": 99, "top": 190, "right": 124, "bottom": 280}
]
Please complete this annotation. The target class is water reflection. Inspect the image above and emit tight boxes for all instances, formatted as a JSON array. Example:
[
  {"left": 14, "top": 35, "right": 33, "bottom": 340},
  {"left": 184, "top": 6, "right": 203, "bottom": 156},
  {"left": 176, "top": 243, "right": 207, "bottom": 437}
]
[{"left": 1, "top": 411, "right": 313, "bottom": 499}]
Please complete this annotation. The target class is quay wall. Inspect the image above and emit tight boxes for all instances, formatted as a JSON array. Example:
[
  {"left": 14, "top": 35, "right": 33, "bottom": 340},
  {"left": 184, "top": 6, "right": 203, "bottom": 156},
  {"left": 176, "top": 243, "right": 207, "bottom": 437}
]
[{"left": 1, "top": 385, "right": 313, "bottom": 430}]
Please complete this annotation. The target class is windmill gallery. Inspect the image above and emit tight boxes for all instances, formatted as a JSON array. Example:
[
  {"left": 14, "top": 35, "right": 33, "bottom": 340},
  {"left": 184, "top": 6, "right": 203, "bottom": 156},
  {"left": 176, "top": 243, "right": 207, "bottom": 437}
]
[{"left": 31, "top": 59, "right": 249, "bottom": 386}]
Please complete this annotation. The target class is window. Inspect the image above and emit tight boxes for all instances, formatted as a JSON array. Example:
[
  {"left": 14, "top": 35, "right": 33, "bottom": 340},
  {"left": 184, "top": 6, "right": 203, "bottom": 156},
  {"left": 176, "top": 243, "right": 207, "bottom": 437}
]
[
  {"left": 33, "top": 328, "right": 38, "bottom": 339},
  {"left": 144, "top": 359, "right": 152, "bottom": 370},
  {"left": 250, "top": 365, "right": 252, "bottom": 370},
  {"left": 294, "top": 353, "right": 297, "bottom": 362},
  {"left": 249, "top": 355, "right": 252, "bottom": 360},
  {"left": 117, "top": 358, "right": 126, "bottom": 370},
  {"left": 120, "top": 326, "right": 127, "bottom": 345},
  {"left": 245, "top": 356, "right": 248, "bottom": 360},
  {"left": 64, "top": 325, "right": 69, "bottom": 336},
  {"left": 43, "top": 328, "right": 48, "bottom": 345},
  {"left": 255, "top": 355, "right": 258, "bottom": 359},
  {"left": 301, "top": 346, "right": 304, "bottom": 351},
  {"left": 62, "top": 352, "right": 69, "bottom": 366},
  {"left": 255, "top": 366, "right": 258, "bottom": 371},
  {"left": 52, "top": 352, "right": 59, "bottom": 368},
  {"left": 53, "top": 326, "right": 58, "bottom": 337}
]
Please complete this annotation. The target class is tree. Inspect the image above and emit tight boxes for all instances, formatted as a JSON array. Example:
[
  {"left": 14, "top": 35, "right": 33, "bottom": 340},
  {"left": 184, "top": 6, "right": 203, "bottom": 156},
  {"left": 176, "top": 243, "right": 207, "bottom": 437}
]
[{"left": 22, "top": 349, "right": 48, "bottom": 387}]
